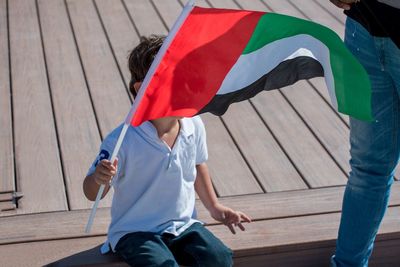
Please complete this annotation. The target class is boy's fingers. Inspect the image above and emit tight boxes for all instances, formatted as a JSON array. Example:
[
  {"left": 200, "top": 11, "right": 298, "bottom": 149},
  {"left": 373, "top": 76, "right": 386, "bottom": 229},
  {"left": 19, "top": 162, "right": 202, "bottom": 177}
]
[
  {"left": 239, "top": 212, "right": 252, "bottom": 223},
  {"left": 112, "top": 158, "right": 118, "bottom": 167},
  {"left": 227, "top": 224, "right": 236, "bottom": 234},
  {"left": 238, "top": 223, "right": 246, "bottom": 231}
]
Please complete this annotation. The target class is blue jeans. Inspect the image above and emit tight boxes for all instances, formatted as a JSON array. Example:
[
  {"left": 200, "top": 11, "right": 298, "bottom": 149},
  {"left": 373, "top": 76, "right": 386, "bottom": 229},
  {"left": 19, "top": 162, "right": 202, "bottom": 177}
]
[
  {"left": 331, "top": 18, "right": 400, "bottom": 267},
  {"left": 115, "top": 223, "right": 233, "bottom": 267}
]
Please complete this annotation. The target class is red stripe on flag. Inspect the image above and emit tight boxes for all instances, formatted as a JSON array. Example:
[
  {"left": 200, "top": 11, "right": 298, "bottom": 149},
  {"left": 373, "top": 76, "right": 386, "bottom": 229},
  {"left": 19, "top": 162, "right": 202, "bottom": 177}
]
[{"left": 131, "top": 7, "right": 264, "bottom": 126}]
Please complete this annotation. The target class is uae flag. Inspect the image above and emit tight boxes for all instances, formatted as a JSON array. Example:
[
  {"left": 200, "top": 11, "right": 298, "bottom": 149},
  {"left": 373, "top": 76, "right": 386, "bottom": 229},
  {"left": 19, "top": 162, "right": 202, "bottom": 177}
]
[{"left": 127, "top": 5, "right": 372, "bottom": 126}]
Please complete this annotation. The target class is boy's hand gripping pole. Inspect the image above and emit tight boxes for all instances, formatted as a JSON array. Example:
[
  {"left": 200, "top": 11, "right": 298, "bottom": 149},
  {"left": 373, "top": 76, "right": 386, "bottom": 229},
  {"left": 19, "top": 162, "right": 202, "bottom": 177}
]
[{"left": 85, "top": 123, "right": 129, "bottom": 233}]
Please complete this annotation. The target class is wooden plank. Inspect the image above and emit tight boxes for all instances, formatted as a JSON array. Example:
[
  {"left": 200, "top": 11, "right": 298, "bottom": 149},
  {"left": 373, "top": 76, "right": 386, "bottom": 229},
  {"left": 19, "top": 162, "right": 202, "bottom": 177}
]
[
  {"left": 222, "top": 102, "right": 307, "bottom": 192},
  {"left": 313, "top": 0, "right": 347, "bottom": 25},
  {"left": 288, "top": 0, "right": 344, "bottom": 38},
  {"left": 281, "top": 82, "right": 351, "bottom": 174},
  {"left": 211, "top": 206, "right": 400, "bottom": 257},
  {"left": 0, "top": 0, "right": 15, "bottom": 194},
  {"left": 124, "top": 0, "right": 167, "bottom": 36},
  {"left": 233, "top": 238, "right": 400, "bottom": 267},
  {"left": 94, "top": 0, "right": 138, "bottom": 96},
  {"left": 2, "top": 182, "right": 400, "bottom": 245},
  {"left": 201, "top": 114, "right": 263, "bottom": 196},
  {"left": 2, "top": 233, "right": 400, "bottom": 267},
  {"left": 151, "top": 0, "right": 183, "bottom": 28},
  {"left": 9, "top": 0, "right": 67, "bottom": 214},
  {"left": 2, "top": 207, "right": 400, "bottom": 266},
  {"left": 66, "top": 0, "right": 131, "bottom": 136},
  {"left": 0, "top": 201, "right": 15, "bottom": 212},
  {"left": 37, "top": 0, "right": 109, "bottom": 209},
  {"left": 151, "top": 0, "right": 262, "bottom": 196},
  {"left": 0, "top": 236, "right": 117, "bottom": 267},
  {"left": 252, "top": 91, "right": 347, "bottom": 187}
]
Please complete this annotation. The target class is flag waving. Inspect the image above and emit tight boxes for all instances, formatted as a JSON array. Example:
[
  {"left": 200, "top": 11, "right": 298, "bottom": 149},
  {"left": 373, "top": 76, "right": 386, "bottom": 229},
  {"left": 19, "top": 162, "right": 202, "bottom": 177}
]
[{"left": 128, "top": 6, "right": 372, "bottom": 126}]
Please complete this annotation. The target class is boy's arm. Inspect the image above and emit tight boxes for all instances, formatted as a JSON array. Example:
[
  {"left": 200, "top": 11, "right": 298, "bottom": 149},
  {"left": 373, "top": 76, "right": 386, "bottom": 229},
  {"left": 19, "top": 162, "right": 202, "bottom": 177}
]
[
  {"left": 83, "top": 159, "right": 117, "bottom": 201},
  {"left": 195, "top": 163, "right": 251, "bottom": 234}
]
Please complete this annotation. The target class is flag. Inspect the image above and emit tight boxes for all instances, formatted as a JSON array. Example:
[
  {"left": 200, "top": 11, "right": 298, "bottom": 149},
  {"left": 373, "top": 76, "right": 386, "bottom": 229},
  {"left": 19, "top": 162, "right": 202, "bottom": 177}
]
[{"left": 128, "top": 6, "right": 372, "bottom": 127}]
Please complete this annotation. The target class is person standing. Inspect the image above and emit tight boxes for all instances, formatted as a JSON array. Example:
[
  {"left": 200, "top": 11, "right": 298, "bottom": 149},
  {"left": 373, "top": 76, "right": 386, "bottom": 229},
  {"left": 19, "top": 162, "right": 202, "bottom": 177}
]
[{"left": 329, "top": 0, "right": 400, "bottom": 266}]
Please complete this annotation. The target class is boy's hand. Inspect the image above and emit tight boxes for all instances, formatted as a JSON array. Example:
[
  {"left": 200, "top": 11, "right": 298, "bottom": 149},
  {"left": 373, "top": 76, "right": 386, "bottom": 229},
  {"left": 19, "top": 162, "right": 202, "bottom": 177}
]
[
  {"left": 93, "top": 159, "right": 118, "bottom": 185},
  {"left": 209, "top": 203, "right": 251, "bottom": 234}
]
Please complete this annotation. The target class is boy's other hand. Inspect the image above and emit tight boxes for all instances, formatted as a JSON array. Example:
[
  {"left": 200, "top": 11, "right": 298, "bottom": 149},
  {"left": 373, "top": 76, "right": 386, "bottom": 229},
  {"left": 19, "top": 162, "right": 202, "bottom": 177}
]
[
  {"left": 329, "top": 0, "right": 359, "bottom": 10},
  {"left": 209, "top": 203, "right": 251, "bottom": 234},
  {"left": 94, "top": 159, "right": 118, "bottom": 185}
]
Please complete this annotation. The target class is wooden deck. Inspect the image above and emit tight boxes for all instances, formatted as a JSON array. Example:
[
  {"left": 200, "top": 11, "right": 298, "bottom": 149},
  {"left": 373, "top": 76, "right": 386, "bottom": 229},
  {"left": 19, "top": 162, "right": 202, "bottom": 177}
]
[{"left": 1, "top": 0, "right": 400, "bottom": 266}]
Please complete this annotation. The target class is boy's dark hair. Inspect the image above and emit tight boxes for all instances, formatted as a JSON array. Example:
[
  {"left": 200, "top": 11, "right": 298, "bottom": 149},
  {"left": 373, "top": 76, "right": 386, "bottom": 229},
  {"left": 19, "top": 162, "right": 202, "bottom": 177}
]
[{"left": 128, "top": 35, "right": 165, "bottom": 97}]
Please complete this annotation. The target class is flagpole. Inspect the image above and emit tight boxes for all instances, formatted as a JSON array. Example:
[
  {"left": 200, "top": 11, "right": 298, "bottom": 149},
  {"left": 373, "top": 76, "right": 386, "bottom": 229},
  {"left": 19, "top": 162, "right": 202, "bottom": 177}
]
[{"left": 85, "top": 0, "right": 196, "bottom": 234}]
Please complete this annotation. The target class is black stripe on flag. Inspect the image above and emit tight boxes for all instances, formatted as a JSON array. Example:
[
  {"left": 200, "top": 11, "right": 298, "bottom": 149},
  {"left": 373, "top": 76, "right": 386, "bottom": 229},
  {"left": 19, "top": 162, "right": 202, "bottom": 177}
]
[{"left": 199, "top": 56, "right": 324, "bottom": 116}]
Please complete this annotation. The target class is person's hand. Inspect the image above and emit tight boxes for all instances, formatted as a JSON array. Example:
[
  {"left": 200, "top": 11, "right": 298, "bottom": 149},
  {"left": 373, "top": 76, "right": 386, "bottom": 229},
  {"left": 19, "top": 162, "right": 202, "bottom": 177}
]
[
  {"left": 329, "top": 0, "right": 360, "bottom": 10},
  {"left": 209, "top": 203, "right": 251, "bottom": 234},
  {"left": 93, "top": 159, "right": 118, "bottom": 185}
]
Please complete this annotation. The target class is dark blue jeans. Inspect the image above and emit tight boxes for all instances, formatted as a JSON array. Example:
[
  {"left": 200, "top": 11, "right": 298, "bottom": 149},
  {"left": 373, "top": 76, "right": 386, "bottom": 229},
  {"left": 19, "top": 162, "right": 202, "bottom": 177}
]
[
  {"left": 115, "top": 223, "right": 233, "bottom": 267},
  {"left": 331, "top": 18, "right": 400, "bottom": 267}
]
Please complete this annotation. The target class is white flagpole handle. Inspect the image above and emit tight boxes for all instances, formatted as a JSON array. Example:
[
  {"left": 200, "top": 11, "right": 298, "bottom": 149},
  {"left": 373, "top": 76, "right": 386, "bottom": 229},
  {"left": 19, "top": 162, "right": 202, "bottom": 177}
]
[{"left": 85, "top": 123, "right": 129, "bottom": 233}]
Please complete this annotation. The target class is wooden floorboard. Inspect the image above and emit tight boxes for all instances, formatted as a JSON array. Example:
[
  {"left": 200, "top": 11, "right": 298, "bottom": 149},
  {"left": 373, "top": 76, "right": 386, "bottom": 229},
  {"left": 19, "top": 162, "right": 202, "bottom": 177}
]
[
  {"left": 3, "top": 0, "right": 400, "bottom": 265},
  {"left": 2, "top": 182, "right": 400, "bottom": 245},
  {"left": 124, "top": 0, "right": 168, "bottom": 36},
  {"left": 0, "top": 0, "right": 14, "bottom": 194},
  {"left": 9, "top": 0, "right": 67, "bottom": 214},
  {"left": 1, "top": 206, "right": 400, "bottom": 267},
  {"left": 66, "top": 0, "right": 131, "bottom": 137},
  {"left": 280, "top": 81, "right": 351, "bottom": 174},
  {"left": 38, "top": 0, "right": 103, "bottom": 210},
  {"left": 94, "top": 0, "right": 137, "bottom": 99},
  {"left": 222, "top": 102, "right": 308, "bottom": 192}
]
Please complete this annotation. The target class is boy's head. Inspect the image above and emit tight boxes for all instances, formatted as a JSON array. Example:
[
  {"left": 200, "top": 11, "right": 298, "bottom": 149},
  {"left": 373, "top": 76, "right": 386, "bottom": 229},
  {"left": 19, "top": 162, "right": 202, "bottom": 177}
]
[{"left": 128, "top": 35, "right": 165, "bottom": 98}]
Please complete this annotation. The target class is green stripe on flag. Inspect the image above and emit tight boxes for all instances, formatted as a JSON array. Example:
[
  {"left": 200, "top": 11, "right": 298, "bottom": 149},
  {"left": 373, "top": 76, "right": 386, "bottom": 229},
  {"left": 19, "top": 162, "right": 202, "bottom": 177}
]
[{"left": 243, "top": 13, "right": 372, "bottom": 121}]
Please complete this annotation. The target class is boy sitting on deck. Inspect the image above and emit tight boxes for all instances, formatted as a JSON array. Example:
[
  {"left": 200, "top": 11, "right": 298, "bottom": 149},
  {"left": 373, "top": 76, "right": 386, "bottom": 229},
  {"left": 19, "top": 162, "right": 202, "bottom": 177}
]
[{"left": 83, "top": 35, "right": 251, "bottom": 267}]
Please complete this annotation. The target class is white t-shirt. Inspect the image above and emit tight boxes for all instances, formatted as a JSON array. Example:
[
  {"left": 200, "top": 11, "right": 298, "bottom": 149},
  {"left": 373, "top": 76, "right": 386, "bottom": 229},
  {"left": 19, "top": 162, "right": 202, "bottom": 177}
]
[{"left": 87, "top": 116, "right": 208, "bottom": 253}]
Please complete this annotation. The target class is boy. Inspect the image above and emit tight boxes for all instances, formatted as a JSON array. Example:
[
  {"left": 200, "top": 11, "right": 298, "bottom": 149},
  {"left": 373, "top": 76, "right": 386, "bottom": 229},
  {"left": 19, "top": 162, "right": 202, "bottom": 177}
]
[{"left": 83, "top": 35, "right": 251, "bottom": 267}]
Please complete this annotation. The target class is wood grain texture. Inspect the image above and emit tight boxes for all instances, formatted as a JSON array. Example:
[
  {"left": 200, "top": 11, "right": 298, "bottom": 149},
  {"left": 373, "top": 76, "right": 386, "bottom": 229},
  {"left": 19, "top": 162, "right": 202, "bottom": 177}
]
[
  {"left": 0, "top": 0, "right": 14, "bottom": 194},
  {"left": 3, "top": 236, "right": 400, "bottom": 267},
  {"left": 2, "top": 182, "right": 400, "bottom": 245},
  {"left": 94, "top": 0, "right": 139, "bottom": 95},
  {"left": 2, "top": 209, "right": 400, "bottom": 267},
  {"left": 281, "top": 82, "right": 351, "bottom": 174},
  {"left": 124, "top": 0, "right": 168, "bottom": 36},
  {"left": 66, "top": 0, "right": 131, "bottom": 137},
  {"left": 9, "top": 0, "right": 67, "bottom": 214},
  {"left": 222, "top": 102, "right": 307, "bottom": 192},
  {"left": 252, "top": 90, "right": 347, "bottom": 187},
  {"left": 288, "top": 0, "right": 345, "bottom": 38},
  {"left": 38, "top": 0, "right": 109, "bottom": 209},
  {"left": 201, "top": 114, "right": 263, "bottom": 196}
]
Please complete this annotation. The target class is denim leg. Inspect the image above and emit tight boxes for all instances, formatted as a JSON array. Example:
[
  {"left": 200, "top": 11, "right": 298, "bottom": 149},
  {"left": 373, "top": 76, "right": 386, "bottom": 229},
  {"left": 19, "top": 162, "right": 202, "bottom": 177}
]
[
  {"left": 115, "top": 232, "right": 179, "bottom": 267},
  {"left": 332, "top": 18, "right": 400, "bottom": 267},
  {"left": 169, "top": 223, "right": 233, "bottom": 267}
]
